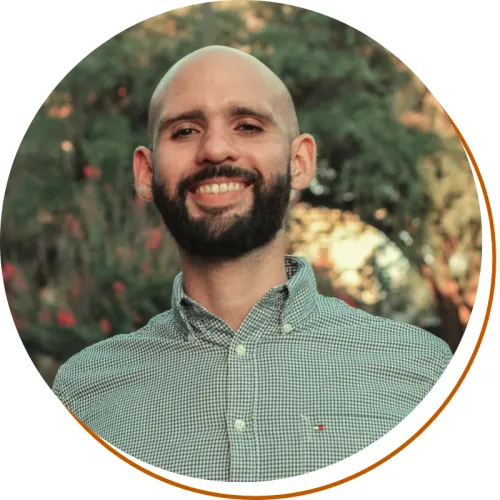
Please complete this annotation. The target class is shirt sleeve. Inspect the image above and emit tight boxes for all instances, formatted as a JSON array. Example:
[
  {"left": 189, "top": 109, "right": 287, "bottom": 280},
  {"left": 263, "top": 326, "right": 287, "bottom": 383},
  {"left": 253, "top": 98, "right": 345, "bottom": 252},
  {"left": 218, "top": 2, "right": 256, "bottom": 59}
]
[
  {"left": 435, "top": 338, "right": 453, "bottom": 381},
  {"left": 52, "top": 363, "right": 71, "bottom": 409}
]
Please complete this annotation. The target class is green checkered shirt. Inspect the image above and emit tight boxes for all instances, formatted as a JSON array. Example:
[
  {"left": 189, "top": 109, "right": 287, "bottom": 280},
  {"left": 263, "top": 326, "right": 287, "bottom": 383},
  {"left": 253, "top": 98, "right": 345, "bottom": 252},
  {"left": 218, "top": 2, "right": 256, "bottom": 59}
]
[{"left": 53, "top": 256, "right": 452, "bottom": 481}]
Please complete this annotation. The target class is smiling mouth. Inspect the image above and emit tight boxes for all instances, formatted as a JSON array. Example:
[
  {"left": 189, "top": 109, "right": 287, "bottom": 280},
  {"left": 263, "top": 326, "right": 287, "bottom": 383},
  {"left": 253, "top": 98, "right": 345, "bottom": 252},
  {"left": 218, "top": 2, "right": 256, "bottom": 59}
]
[{"left": 189, "top": 180, "right": 252, "bottom": 195}]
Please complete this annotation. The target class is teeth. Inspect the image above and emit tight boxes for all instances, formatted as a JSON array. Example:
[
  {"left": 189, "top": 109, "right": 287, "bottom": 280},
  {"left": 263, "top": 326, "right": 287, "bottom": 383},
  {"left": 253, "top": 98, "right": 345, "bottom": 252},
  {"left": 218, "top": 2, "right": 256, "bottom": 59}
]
[{"left": 196, "top": 182, "right": 245, "bottom": 194}]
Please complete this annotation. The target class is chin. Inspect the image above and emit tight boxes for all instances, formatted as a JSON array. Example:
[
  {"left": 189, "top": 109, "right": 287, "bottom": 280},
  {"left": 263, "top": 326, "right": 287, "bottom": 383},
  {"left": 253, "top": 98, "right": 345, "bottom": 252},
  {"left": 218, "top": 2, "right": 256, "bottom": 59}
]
[{"left": 188, "top": 201, "right": 253, "bottom": 220}]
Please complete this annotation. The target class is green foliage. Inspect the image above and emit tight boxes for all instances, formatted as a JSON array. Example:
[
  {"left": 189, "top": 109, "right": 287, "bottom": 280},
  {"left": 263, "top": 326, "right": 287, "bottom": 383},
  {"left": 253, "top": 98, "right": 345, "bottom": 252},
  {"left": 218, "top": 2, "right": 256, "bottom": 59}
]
[
  {"left": 1, "top": 2, "right": 479, "bottom": 361},
  {"left": 4, "top": 182, "right": 180, "bottom": 360},
  {"left": 246, "top": 4, "right": 440, "bottom": 258}
]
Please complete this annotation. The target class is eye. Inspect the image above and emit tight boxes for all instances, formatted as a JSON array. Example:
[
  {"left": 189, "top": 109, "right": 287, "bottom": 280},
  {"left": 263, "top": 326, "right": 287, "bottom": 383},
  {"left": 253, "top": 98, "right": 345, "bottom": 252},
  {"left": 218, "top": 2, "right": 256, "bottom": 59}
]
[
  {"left": 171, "top": 127, "right": 198, "bottom": 139},
  {"left": 237, "top": 122, "right": 264, "bottom": 133}
]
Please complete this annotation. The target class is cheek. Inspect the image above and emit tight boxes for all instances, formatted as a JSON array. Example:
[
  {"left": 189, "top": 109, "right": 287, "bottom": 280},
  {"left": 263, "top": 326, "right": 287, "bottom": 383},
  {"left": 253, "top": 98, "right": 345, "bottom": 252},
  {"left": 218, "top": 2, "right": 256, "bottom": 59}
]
[
  {"left": 250, "top": 145, "right": 290, "bottom": 178},
  {"left": 154, "top": 150, "right": 187, "bottom": 194}
]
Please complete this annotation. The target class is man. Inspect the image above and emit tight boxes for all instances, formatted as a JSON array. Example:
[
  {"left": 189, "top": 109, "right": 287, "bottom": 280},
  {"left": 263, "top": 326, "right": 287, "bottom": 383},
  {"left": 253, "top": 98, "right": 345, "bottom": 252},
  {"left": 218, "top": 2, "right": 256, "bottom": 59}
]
[{"left": 53, "top": 46, "right": 452, "bottom": 482}]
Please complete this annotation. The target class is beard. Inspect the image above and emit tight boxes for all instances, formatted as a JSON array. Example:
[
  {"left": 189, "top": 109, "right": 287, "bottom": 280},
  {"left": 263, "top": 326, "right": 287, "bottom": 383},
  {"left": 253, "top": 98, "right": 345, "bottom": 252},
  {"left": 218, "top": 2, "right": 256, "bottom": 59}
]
[{"left": 152, "top": 161, "right": 291, "bottom": 260}]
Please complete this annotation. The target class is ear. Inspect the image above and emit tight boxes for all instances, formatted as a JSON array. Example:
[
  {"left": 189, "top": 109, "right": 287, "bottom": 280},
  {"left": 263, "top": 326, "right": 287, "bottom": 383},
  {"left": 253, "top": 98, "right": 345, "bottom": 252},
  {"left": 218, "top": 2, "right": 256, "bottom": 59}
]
[
  {"left": 133, "top": 146, "right": 154, "bottom": 200},
  {"left": 289, "top": 134, "right": 317, "bottom": 191}
]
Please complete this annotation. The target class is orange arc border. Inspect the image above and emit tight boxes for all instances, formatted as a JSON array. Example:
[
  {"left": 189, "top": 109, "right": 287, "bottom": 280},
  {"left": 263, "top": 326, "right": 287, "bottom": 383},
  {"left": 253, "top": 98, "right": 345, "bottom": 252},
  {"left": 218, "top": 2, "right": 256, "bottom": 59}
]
[{"left": 68, "top": 112, "right": 495, "bottom": 499}]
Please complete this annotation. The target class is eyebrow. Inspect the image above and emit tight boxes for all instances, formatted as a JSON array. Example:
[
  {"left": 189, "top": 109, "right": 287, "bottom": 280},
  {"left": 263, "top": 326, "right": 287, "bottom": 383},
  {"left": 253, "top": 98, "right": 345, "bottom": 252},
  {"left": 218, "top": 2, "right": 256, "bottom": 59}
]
[
  {"left": 157, "top": 109, "right": 205, "bottom": 135},
  {"left": 228, "top": 105, "right": 277, "bottom": 125},
  {"left": 157, "top": 105, "right": 278, "bottom": 135}
]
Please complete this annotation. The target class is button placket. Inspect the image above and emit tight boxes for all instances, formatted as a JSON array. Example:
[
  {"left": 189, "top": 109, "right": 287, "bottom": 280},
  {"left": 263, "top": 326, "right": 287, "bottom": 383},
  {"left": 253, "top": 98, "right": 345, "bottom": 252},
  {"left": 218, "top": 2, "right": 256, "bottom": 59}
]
[
  {"left": 227, "top": 299, "right": 285, "bottom": 481},
  {"left": 227, "top": 334, "right": 260, "bottom": 480}
]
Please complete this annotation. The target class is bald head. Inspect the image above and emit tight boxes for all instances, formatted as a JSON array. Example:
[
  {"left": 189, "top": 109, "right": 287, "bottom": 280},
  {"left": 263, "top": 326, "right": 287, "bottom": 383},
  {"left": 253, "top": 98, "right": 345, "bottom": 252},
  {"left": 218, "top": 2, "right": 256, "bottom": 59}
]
[{"left": 147, "top": 46, "right": 299, "bottom": 149}]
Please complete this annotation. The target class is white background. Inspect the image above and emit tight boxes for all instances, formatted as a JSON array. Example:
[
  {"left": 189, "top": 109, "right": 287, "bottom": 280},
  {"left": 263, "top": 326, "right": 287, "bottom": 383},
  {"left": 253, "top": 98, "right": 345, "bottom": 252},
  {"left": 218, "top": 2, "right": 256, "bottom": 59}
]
[{"left": 1, "top": 0, "right": 498, "bottom": 498}]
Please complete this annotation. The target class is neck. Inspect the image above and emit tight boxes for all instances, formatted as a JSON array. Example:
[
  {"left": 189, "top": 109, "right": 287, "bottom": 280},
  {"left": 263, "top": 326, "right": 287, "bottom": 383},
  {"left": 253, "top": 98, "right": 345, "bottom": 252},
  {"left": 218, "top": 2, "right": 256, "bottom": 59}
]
[{"left": 179, "top": 233, "right": 288, "bottom": 332}]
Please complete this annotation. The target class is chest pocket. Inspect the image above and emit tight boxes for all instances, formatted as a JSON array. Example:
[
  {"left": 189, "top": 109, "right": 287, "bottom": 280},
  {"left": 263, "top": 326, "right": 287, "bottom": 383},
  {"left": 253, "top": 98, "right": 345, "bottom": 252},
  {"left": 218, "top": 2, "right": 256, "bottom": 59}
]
[
  {"left": 299, "top": 412, "right": 401, "bottom": 473},
  {"left": 254, "top": 411, "right": 400, "bottom": 480}
]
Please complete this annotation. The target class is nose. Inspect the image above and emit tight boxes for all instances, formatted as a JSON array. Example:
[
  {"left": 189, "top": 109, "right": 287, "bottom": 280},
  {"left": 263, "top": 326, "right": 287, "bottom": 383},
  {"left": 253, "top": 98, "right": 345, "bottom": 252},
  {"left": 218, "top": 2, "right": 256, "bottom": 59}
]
[{"left": 194, "top": 126, "right": 239, "bottom": 166}]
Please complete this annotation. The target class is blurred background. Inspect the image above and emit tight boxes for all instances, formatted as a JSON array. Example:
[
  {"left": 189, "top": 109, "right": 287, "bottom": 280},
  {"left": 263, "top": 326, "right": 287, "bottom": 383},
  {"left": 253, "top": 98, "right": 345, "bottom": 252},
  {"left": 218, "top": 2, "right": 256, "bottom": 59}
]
[{"left": 0, "top": 1, "right": 481, "bottom": 385}]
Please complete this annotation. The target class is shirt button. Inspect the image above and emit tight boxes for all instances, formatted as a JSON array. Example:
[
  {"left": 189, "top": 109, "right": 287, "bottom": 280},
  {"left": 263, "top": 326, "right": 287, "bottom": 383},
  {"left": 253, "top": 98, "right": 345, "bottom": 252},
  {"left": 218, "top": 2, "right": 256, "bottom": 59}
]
[
  {"left": 236, "top": 344, "right": 246, "bottom": 356},
  {"left": 282, "top": 323, "right": 293, "bottom": 333},
  {"left": 234, "top": 419, "right": 246, "bottom": 432}
]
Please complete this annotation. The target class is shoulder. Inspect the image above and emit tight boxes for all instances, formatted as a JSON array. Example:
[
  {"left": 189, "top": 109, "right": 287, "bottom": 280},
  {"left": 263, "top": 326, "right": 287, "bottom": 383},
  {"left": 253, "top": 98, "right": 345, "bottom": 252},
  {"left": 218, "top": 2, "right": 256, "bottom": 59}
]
[
  {"left": 311, "top": 295, "right": 452, "bottom": 378},
  {"left": 52, "top": 310, "right": 179, "bottom": 409}
]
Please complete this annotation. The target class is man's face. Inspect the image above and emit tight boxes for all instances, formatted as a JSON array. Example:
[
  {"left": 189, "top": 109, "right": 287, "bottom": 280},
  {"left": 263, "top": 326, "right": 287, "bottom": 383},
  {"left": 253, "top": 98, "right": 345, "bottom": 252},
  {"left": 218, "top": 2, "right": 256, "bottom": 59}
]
[{"left": 150, "top": 56, "right": 293, "bottom": 259}]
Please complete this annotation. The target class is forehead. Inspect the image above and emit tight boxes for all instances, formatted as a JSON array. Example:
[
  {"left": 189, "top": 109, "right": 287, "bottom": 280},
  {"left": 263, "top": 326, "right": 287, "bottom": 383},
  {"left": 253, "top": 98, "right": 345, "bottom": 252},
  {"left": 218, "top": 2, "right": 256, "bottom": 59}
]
[{"left": 158, "top": 56, "right": 281, "bottom": 118}]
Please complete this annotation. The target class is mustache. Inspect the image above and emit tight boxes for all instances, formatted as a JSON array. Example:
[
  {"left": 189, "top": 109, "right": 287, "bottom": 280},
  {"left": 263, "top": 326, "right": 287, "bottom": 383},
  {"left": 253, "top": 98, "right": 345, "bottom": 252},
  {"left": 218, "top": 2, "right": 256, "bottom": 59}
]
[{"left": 178, "top": 164, "right": 260, "bottom": 195}]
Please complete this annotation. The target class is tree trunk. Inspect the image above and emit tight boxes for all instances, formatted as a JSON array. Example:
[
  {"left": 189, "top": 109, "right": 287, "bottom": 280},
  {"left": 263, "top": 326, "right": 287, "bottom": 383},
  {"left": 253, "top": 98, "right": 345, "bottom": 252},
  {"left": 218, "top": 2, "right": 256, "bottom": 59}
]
[{"left": 428, "top": 276, "right": 465, "bottom": 353}]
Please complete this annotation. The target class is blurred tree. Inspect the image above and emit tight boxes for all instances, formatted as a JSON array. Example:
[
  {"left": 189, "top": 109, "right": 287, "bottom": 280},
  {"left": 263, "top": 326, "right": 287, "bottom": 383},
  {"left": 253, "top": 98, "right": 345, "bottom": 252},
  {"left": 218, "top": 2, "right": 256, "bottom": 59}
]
[
  {"left": 1, "top": 1, "right": 480, "bottom": 379},
  {"left": 245, "top": 3, "right": 438, "bottom": 248},
  {"left": 1, "top": 4, "right": 250, "bottom": 380},
  {"left": 418, "top": 127, "right": 481, "bottom": 351},
  {"left": 200, "top": 2, "right": 216, "bottom": 46},
  {"left": 242, "top": 2, "right": 480, "bottom": 350}
]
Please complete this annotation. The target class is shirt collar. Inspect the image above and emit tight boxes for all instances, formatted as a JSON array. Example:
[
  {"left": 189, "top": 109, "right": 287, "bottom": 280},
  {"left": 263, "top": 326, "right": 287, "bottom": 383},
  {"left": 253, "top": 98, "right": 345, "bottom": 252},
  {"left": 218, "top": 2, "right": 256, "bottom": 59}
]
[{"left": 171, "top": 255, "right": 319, "bottom": 340}]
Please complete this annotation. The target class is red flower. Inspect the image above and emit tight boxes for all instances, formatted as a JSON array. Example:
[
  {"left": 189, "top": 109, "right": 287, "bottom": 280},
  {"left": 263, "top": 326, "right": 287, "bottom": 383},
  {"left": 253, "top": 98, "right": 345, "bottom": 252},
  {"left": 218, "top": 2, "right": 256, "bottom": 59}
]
[
  {"left": 65, "top": 214, "right": 84, "bottom": 239},
  {"left": 83, "top": 164, "right": 102, "bottom": 180},
  {"left": 113, "top": 280, "right": 126, "bottom": 298},
  {"left": 100, "top": 318, "right": 112, "bottom": 335},
  {"left": 57, "top": 311, "right": 75, "bottom": 328},
  {"left": 2, "top": 261, "right": 17, "bottom": 281},
  {"left": 147, "top": 228, "right": 162, "bottom": 250}
]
